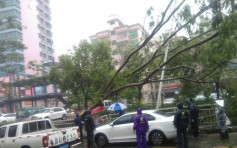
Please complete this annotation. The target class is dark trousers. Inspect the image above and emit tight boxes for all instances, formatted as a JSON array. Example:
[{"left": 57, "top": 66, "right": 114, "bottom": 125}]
[
  {"left": 191, "top": 119, "right": 199, "bottom": 138},
  {"left": 177, "top": 128, "right": 188, "bottom": 148},
  {"left": 79, "top": 126, "right": 83, "bottom": 142},
  {"left": 87, "top": 130, "right": 94, "bottom": 148},
  {"left": 136, "top": 132, "right": 147, "bottom": 148}
]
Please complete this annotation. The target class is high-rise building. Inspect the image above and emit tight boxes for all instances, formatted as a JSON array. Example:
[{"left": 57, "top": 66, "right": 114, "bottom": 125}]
[
  {"left": 0, "top": 0, "right": 54, "bottom": 74},
  {"left": 0, "top": 0, "right": 58, "bottom": 113},
  {"left": 90, "top": 14, "right": 149, "bottom": 70}
]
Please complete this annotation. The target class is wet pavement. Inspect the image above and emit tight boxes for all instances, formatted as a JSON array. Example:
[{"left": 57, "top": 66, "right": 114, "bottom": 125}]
[{"left": 80, "top": 132, "right": 237, "bottom": 148}]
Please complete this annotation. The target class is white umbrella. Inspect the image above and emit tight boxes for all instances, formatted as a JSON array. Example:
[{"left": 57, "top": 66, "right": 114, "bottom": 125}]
[{"left": 107, "top": 102, "right": 127, "bottom": 111}]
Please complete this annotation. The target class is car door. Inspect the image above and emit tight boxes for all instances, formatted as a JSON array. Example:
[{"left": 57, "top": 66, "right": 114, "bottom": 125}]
[
  {"left": 0, "top": 127, "right": 7, "bottom": 148},
  {"left": 108, "top": 114, "right": 136, "bottom": 143},
  {"left": 5, "top": 125, "right": 18, "bottom": 148},
  {"left": 49, "top": 108, "right": 58, "bottom": 119}
]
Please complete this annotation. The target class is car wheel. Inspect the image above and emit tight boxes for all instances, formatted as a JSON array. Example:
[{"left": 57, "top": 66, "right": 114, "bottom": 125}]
[
  {"left": 95, "top": 134, "right": 108, "bottom": 148},
  {"left": 62, "top": 114, "right": 67, "bottom": 120},
  {"left": 149, "top": 130, "right": 166, "bottom": 145}
]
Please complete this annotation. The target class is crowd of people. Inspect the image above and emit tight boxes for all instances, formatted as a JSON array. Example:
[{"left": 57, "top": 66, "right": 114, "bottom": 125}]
[{"left": 73, "top": 97, "right": 228, "bottom": 148}]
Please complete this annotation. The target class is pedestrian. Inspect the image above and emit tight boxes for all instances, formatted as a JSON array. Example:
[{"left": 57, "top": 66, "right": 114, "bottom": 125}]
[
  {"left": 133, "top": 108, "right": 149, "bottom": 148},
  {"left": 84, "top": 109, "right": 96, "bottom": 148},
  {"left": 74, "top": 112, "right": 83, "bottom": 142},
  {"left": 187, "top": 98, "right": 199, "bottom": 138},
  {"left": 217, "top": 106, "right": 229, "bottom": 140},
  {"left": 118, "top": 110, "right": 124, "bottom": 117},
  {"left": 174, "top": 103, "right": 189, "bottom": 148}
]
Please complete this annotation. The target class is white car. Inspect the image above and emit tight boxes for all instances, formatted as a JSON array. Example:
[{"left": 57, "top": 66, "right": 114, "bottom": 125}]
[
  {"left": 30, "top": 107, "right": 67, "bottom": 120},
  {"left": 0, "top": 113, "right": 16, "bottom": 123},
  {"left": 94, "top": 110, "right": 176, "bottom": 147}
]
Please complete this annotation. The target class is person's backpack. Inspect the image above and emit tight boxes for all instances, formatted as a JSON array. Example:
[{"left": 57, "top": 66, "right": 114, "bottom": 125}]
[{"left": 190, "top": 104, "right": 199, "bottom": 119}]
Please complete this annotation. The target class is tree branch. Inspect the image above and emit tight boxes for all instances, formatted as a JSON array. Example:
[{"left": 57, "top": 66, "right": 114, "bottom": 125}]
[
  {"left": 101, "top": 0, "right": 181, "bottom": 93},
  {"left": 142, "top": 32, "right": 219, "bottom": 85},
  {"left": 129, "top": 3, "right": 212, "bottom": 75}
]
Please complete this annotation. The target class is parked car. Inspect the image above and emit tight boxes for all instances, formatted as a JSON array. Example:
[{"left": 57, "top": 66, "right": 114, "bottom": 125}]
[
  {"left": 0, "top": 113, "right": 16, "bottom": 123},
  {"left": 94, "top": 110, "right": 176, "bottom": 147},
  {"left": 16, "top": 107, "right": 46, "bottom": 119},
  {"left": 0, "top": 119, "right": 81, "bottom": 148},
  {"left": 163, "top": 98, "right": 174, "bottom": 104},
  {"left": 30, "top": 107, "right": 67, "bottom": 120}
]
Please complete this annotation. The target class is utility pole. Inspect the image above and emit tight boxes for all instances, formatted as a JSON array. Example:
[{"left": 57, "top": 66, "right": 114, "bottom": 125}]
[{"left": 156, "top": 42, "right": 170, "bottom": 110}]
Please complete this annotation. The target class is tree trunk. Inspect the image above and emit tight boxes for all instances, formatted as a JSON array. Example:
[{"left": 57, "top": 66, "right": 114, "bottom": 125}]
[{"left": 137, "top": 86, "right": 142, "bottom": 101}]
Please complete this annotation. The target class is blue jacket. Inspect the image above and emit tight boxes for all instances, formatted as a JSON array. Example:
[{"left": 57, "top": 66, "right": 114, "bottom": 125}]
[{"left": 133, "top": 108, "right": 149, "bottom": 134}]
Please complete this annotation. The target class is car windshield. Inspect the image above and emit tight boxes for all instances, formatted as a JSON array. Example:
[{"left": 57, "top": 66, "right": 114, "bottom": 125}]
[
  {"left": 153, "top": 111, "right": 173, "bottom": 117},
  {"left": 42, "top": 109, "right": 50, "bottom": 113}
]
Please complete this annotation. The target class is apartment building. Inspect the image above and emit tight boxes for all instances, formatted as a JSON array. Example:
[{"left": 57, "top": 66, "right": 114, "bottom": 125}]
[{"left": 0, "top": 0, "right": 63, "bottom": 113}]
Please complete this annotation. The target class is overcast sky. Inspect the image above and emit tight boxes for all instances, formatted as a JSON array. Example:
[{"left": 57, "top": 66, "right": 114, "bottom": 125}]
[{"left": 50, "top": 0, "right": 171, "bottom": 57}]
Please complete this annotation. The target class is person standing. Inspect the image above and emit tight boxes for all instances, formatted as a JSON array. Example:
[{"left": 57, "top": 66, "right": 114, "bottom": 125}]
[
  {"left": 187, "top": 98, "right": 199, "bottom": 138},
  {"left": 84, "top": 109, "right": 96, "bottom": 148},
  {"left": 74, "top": 112, "right": 83, "bottom": 142},
  {"left": 217, "top": 106, "right": 229, "bottom": 140},
  {"left": 133, "top": 108, "right": 149, "bottom": 148},
  {"left": 174, "top": 103, "right": 189, "bottom": 148}
]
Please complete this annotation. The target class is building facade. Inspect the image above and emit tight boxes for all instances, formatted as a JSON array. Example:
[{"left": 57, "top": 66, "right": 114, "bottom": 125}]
[{"left": 0, "top": 0, "right": 63, "bottom": 113}]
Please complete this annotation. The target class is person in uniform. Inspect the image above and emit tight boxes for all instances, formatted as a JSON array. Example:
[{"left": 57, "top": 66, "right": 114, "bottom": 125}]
[
  {"left": 84, "top": 109, "right": 96, "bottom": 148},
  {"left": 174, "top": 103, "right": 189, "bottom": 148}
]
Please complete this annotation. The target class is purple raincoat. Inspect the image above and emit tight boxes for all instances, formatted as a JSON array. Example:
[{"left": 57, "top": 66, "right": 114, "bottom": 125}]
[{"left": 133, "top": 108, "right": 149, "bottom": 134}]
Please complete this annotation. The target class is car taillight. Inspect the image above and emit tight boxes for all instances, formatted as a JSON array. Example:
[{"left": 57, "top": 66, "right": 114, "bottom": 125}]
[{"left": 42, "top": 136, "right": 48, "bottom": 147}]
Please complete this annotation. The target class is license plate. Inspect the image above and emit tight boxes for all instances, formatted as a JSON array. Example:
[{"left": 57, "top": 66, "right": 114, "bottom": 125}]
[{"left": 58, "top": 144, "right": 69, "bottom": 148}]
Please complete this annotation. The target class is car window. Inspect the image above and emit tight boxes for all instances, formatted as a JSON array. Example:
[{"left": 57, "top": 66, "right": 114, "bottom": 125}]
[
  {"left": 46, "top": 120, "right": 52, "bottom": 129},
  {"left": 8, "top": 125, "right": 17, "bottom": 137},
  {"left": 57, "top": 108, "right": 63, "bottom": 111},
  {"left": 113, "top": 114, "right": 134, "bottom": 125},
  {"left": 38, "top": 121, "right": 46, "bottom": 131},
  {"left": 29, "top": 122, "right": 37, "bottom": 132},
  {"left": 4, "top": 114, "right": 15, "bottom": 117},
  {"left": 52, "top": 108, "right": 57, "bottom": 112},
  {"left": 0, "top": 127, "right": 6, "bottom": 138},
  {"left": 22, "top": 123, "right": 29, "bottom": 134},
  {"left": 143, "top": 113, "right": 155, "bottom": 121}
]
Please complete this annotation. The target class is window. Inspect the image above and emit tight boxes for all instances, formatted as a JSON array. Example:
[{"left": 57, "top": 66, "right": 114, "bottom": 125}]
[
  {"left": 46, "top": 120, "right": 52, "bottom": 129},
  {"left": 8, "top": 125, "right": 17, "bottom": 137},
  {"left": 38, "top": 121, "right": 46, "bottom": 131},
  {"left": 117, "top": 32, "right": 127, "bottom": 40},
  {"left": 111, "top": 30, "right": 115, "bottom": 35},
  {"left": 29, "top": 122, "right": 37, "bottom": 133},
  {"left": 143, "top": 113, "right": 155, "bottom": 121},
  {"left": 4, "top": 114, "right": 15, "bottom": 117},
  {"left": 0, "top": 127, "right": 6, "bottom": 138},
  {"left": 113, "top": 114, "right": 135, "bottom": 125},
  {"left": 22, "top": 123, "right": 29, "bottom": 134},
  {"left": 112, "top": 40, "right": 116, "bottom": 46},
  {"left": 129, "top": 30, "right": 138, "bottom": 38}
]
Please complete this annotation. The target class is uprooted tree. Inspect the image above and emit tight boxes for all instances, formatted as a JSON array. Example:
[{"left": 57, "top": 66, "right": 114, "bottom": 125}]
[{"left": 51, "top": 0, "right": 237, "bottom": 118}]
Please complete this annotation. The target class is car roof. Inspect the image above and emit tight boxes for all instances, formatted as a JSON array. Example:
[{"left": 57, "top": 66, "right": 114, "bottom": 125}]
[
  {"left": 124, "top": 109, "right": 156, "bottom": 115},
  {"left": 0, "top": 119, "right": 51, "bottom": 127}
]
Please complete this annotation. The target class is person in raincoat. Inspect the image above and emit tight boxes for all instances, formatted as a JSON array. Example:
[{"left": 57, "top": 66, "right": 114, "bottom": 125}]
[
  {"left": 133, "top": 108, "right": 149, "bottom": 148},
  {"left": 174, "top": 103, "right": 189, "bottom": 148},
  {"left": 217, "top": 106, "right": 229, "bottom": 140},
  {"left": 84, "top": 109, "right": 96, "bottom": 148},
  {"left": 74, "top": 112, "right": 83, "bottom": 142},
  {"left": 187, "top": 98, "right": 199, "bottom": 138}
]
